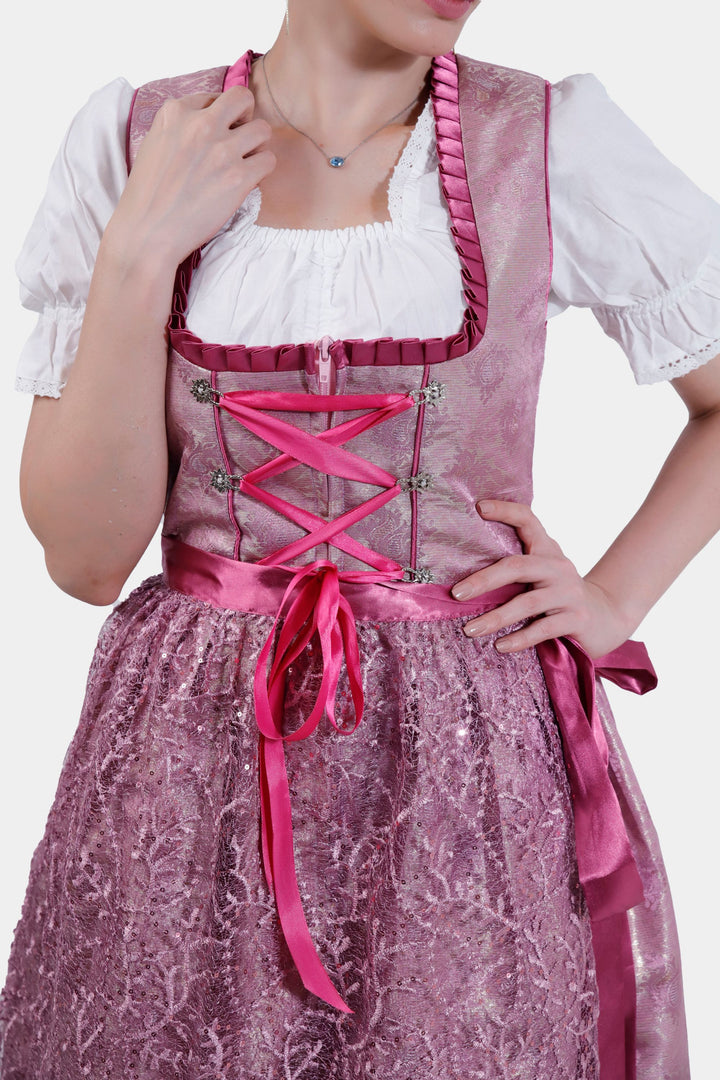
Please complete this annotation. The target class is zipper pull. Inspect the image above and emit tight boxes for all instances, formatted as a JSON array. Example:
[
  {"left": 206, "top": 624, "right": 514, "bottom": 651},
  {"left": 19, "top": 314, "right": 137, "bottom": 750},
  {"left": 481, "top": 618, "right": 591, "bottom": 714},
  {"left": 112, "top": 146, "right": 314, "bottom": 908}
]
[{"left": 315, "top": 334, "right": 336, "bottom": 395}]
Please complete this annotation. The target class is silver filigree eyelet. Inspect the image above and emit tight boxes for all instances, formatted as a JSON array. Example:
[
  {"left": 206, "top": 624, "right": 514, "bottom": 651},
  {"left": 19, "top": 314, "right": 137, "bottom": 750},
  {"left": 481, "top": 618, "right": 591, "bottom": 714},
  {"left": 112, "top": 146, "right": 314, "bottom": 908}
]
[
  {"left": 210, "top": 468, "right": 242, "bottom": 493},
  {"left": 398, "top": 472, "right": 434, "bottom": 493},
  {"left": 191, "top": 378, "right": 220, "bottom": 404},
  {"left": 402, "top": 566, "right": 435, "bottom": 584},
  {"left": 411, "top": 380, "right": 446, "bottom": 407}
]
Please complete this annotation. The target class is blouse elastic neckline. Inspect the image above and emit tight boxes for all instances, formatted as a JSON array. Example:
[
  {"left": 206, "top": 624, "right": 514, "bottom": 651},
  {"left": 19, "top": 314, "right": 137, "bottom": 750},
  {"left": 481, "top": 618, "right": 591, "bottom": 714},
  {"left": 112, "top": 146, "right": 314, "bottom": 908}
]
[{"left": 169, "top": 49, "right": 488, "bottom": 371}]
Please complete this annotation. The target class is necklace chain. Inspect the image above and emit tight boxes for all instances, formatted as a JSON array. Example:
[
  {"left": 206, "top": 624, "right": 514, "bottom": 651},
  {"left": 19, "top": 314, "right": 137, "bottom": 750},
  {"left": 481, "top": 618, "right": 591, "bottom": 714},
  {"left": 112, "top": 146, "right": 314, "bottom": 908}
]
[{"left": 260, "top": 53, "right": 424, "bottom": 168}]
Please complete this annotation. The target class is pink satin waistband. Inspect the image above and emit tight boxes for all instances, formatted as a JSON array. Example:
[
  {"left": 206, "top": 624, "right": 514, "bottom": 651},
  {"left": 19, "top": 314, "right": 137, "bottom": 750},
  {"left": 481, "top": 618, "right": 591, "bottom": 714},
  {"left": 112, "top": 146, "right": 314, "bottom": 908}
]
[
  {"left": 162, "top": 534, "right": 524, "bottom": 622},
  {"left": 162, "top": 535, "right": 657, "bottom": 1080}
]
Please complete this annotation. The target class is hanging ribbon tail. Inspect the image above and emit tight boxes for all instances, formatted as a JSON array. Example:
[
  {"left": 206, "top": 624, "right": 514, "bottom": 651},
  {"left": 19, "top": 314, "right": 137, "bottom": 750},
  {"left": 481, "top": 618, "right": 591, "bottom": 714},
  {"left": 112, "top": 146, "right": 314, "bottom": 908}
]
[
  {"left": 593, "top": 638, "right": 658, "bottom": 695},
  {"left": 258, "top": 734, "right": 275, "bottom": 899},
  {"left": 252, "top": 563, "right": 357, "bottom": 1015},
  {"left": 535, "top": 633, "right": 657, "bottom": 1080},
  {"left": 535, "top": 635, "right": 647, "bottom": 919},
  {"left": 592, "top": 912, "right": 638, "bottom": 1080},
  {"left": 259, "top": 737, "right": 353, "bottom": 1013}
]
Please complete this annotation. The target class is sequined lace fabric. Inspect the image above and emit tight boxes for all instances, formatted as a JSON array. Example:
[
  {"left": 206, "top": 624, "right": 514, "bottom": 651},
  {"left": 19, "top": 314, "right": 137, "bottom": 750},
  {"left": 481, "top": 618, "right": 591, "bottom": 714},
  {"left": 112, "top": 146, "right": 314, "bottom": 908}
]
[
  {"left": 0, "top": 580, "right": 689, "bottom": 1078},
  {"left": 1, "top": 580, "right": 602, "bottom": 1079}
]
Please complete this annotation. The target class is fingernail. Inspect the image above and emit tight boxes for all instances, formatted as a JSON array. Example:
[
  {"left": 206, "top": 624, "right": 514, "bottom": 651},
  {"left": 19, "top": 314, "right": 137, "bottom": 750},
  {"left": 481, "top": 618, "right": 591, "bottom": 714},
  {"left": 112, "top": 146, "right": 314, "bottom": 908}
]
[
  {"left": 477, "top": 501, "right": 493, "bottom": 515},
  {"left": 452, "top": 585, "right": 469, "bottom": 600},
  {"left": 495, "top": 639, "right": 510, "bottom": 652}
]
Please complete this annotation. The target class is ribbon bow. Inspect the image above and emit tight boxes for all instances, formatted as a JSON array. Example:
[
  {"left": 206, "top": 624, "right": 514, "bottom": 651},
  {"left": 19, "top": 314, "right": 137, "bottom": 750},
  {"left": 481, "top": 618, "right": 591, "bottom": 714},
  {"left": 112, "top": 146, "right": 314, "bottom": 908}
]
[
  {"left": 253, "top": 560, "right": 369, "bottom": 1014},
  {"left": 535, "top": 635, "right": 658, "bottom": 1080},
  {"left": 536, "top": 635, "right": 657, "bottom": 920}
]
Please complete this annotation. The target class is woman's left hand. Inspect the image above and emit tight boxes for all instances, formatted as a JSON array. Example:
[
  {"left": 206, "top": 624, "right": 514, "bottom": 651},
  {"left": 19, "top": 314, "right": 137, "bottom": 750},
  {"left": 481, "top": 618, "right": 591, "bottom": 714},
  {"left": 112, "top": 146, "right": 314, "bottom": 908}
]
[{"left": 452, "top": 500, "right": 634, "bottom": 659}]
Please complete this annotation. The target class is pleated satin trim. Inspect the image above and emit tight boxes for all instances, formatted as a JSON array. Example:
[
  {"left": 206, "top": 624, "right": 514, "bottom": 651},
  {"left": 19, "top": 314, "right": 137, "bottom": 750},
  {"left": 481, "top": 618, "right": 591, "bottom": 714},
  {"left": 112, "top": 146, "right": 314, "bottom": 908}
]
[{"left": 167, "top": 50, "right": 488, "bottom": 372}]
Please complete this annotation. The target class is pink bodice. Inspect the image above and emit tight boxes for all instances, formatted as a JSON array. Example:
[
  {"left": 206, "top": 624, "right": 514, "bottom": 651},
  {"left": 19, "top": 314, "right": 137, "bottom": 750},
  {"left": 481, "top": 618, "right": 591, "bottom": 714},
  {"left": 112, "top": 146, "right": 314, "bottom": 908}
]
[{"left": 128, "top": 51, "right": 551, "bottom": 587}]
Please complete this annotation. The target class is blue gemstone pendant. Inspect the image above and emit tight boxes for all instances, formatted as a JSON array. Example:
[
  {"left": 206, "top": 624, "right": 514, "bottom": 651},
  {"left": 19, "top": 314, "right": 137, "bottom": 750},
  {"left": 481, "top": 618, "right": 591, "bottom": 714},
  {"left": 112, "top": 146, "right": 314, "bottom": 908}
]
[{"left": 329, "top": 156, "right": 345, "bottom": 168}]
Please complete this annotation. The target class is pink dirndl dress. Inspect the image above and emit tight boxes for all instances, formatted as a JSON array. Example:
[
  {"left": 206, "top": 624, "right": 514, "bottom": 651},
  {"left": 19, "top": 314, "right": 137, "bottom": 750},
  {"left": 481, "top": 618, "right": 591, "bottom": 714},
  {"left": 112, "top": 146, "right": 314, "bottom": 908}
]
[{"left": 0, "top": 49, "right": 690, "bottom": 1080}]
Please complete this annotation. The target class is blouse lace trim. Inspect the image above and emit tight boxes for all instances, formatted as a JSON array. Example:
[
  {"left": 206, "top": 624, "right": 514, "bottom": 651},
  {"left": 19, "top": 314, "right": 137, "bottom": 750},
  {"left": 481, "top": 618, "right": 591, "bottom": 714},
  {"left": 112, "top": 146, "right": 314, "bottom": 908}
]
[{"left": 594, "top": 252, "right": 720, "bottom": 384}]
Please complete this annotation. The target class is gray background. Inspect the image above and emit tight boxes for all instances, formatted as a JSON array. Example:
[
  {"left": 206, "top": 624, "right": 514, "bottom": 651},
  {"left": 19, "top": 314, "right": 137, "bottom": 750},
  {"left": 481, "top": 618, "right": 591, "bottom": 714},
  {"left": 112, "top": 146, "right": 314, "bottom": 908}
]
[{"left": 1, "top": 2, "right": 717, "bottom": 1073}]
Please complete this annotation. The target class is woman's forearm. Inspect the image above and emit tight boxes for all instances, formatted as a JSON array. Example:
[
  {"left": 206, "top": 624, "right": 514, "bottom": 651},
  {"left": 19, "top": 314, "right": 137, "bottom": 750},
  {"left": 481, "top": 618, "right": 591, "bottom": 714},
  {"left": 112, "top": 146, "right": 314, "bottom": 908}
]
[
  {"left": 19, "top": 87, "right": 276, "bottom": 607},
  {"left": 453, "top": 371, "right": 720, "bottom": 658},
  {"left": 584, "top": 406, "right": 720, "bottom": 635},
  {"left": 20, "top": 227, "right": 177, "bottom": 606}
]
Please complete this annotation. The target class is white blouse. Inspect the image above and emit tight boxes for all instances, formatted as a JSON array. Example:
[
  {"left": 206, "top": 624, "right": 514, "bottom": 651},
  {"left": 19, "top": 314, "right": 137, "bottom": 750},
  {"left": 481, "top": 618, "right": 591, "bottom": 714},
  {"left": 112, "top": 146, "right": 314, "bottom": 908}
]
[{"left": 14, "top": 70, "right": 720, "bottom": 397}]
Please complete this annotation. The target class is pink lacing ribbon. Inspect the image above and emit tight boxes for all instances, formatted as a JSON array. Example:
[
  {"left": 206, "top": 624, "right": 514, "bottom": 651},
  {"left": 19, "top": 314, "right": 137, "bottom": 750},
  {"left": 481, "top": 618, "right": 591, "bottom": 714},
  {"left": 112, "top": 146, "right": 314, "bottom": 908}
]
[{"left": 209, "top": 376, "right": 420, "bottom": 1012}]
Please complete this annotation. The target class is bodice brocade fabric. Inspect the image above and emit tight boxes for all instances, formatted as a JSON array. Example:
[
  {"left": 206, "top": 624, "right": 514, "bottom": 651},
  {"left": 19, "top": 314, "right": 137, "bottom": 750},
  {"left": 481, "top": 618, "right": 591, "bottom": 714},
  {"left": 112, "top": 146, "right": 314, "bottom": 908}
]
[{"left": 160, "top": 52, "right": 549, "bottom": 582}]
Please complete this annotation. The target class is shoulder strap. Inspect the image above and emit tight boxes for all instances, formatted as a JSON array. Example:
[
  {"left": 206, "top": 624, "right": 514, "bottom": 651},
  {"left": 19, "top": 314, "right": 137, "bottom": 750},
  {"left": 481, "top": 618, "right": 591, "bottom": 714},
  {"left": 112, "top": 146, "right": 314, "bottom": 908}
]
[
  {"left": 455, "top": 50, "right": 546, "bottom": 104},
  {"left": 126, "top": 65, "right": 229, "bottom": 172}
]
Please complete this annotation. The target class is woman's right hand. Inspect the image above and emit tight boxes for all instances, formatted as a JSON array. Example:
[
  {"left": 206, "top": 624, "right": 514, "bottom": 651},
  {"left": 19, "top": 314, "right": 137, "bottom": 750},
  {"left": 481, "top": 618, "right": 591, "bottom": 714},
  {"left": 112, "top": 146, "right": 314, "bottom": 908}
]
[
  {"left": 21, "top": 86, "right": 276, "bottom": 605},
  {"left": 108, "top": 86, "right": 277, "bottom": 267}
]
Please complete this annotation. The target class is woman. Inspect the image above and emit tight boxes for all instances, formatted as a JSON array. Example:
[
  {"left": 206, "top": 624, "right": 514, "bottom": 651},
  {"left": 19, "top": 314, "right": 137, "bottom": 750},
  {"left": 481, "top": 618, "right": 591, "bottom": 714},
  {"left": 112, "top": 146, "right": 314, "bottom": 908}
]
[{"left": 1, "top": 0, "right": 718, "bottom": 1076}]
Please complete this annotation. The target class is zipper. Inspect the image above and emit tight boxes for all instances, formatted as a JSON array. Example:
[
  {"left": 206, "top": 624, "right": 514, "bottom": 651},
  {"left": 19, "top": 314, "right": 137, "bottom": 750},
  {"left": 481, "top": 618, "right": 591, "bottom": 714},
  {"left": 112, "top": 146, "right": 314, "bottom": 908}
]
[
  {"left": 312, "top": 334, "right": 340, "bottom": 564},
  {"left": 315, "top": 334, "right": 336, "bottom": 396}
]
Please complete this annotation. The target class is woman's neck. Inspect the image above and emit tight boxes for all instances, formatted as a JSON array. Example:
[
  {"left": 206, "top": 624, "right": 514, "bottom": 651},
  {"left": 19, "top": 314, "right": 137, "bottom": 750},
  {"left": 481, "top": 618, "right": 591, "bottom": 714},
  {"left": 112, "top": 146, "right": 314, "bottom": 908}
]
[{"left": 252, "top": 10, "right": 434, "bottom": 146}]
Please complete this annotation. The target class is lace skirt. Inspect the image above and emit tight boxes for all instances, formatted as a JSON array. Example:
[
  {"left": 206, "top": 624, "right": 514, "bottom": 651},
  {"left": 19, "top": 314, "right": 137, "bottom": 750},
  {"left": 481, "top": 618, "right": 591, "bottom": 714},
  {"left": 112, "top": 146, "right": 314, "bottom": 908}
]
[{"left": 0, "top": 575, "right": 688, "bottom": 1079}]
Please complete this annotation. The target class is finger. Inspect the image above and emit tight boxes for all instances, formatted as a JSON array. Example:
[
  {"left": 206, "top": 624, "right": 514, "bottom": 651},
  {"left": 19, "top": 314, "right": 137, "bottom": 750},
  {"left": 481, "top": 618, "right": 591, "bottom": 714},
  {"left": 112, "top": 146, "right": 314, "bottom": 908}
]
[
  {"left": 239, "top": 148, "right": 277, "bottom": 185},
  {"left": 153, "top": 93, "right": 220, "bottom": 132},
  {"left": 210, "top": 84, "right": 257, "bottom": 128},
  {"left": 477, "top": 499, "right": 560, "bottom": 556},
  {"left": 229, "top": 116, "right": 274, "bottom": 157},
  {"left": 494, "top": 613, "right": 569, "bottom": 653},
  {"left": 172, "top": 91, "right": 222, "bottom": 111},
  {"left": 451, "top": 553, "right": 558, "bottom": 600},
  {"left": 153, "top": 91, "right": 246, "bottom": 138},
  {"left": 463, "top": 589, "right": 551, "bottom": 637}
]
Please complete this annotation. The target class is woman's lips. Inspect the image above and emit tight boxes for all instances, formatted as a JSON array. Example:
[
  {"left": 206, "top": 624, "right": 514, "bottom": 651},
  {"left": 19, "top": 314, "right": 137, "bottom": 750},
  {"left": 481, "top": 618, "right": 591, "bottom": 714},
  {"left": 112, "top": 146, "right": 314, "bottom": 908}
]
[{"left": 422, "top": 0, "right": 475, "bottom": 19}]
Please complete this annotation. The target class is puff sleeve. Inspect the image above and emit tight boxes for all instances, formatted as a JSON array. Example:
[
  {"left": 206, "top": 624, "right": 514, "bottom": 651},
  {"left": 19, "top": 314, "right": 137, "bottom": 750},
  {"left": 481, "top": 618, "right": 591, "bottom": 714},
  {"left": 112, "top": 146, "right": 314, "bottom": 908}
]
[
  {"left": 547, "top": 73, "right": 720, "bottom": 384},
  {"left": 14, "top": 77, "right": 133, "bottom": 397}
]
